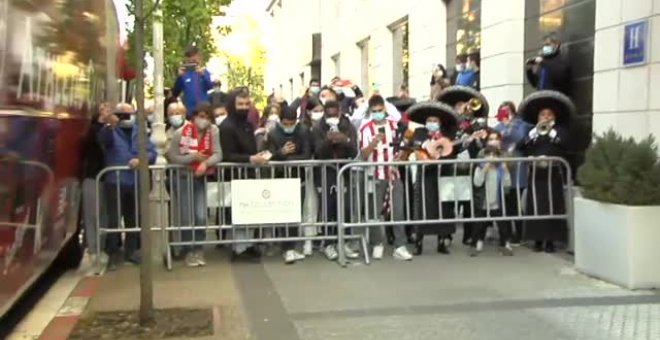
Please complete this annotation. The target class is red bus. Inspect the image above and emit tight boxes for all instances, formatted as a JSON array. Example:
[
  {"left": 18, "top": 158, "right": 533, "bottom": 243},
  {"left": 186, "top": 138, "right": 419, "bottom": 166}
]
[{"left": 0, "top": 0, "right": 119, "bottom": 330}]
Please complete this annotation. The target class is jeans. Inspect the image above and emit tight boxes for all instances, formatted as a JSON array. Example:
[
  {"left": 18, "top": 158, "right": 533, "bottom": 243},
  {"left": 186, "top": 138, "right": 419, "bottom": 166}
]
[
  {"left": 175, "top": 174, "right": 207, "bottom": 252},
  {"left": 82, "top": 178, "right": 106, "bottom": 254},
  {"left": 366, "top": 179, "right": 407, "bottom": 248},
  {"left": 104, "top": 183, "right": 139, "bottom": 256}
]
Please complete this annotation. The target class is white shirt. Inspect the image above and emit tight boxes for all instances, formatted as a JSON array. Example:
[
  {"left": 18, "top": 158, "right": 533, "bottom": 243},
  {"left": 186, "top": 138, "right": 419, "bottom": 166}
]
[{"left": 360, "top": 120, "right": 397, "bottom": 180}]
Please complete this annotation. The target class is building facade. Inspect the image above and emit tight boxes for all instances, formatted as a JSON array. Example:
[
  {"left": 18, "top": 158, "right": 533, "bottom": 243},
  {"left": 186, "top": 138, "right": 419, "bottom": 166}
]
[{"left": 265, "top": 0, "right": 659, "bottom": 143}]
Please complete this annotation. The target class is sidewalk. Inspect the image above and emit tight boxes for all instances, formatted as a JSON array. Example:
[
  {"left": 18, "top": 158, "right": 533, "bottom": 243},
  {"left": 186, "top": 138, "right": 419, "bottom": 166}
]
[{"left": 83, "top": 250, "right": 252, "bottom": 340}]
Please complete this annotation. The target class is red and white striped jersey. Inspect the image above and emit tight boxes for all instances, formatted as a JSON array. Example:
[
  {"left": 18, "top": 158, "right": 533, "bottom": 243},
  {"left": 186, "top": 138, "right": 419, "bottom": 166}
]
[{"left": 360, "top": 120, "right": 397, "bottom": 180}]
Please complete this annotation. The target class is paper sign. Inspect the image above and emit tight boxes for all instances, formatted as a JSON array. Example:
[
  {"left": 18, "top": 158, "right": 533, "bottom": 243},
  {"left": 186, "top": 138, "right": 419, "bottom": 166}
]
[{"left": 230, "top": 178, "right": 301, "bottom": 225}]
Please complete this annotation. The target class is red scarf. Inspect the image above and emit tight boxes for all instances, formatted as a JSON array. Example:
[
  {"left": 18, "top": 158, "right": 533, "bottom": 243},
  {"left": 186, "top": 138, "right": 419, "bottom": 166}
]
[{"left": 179, "top": 121, "right": 213, "bottom": 172}]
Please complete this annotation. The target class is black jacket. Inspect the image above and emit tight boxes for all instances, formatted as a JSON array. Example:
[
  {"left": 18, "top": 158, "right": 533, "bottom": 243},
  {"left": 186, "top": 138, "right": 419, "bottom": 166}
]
[
  {"left": 526, "top": 51, "right": 572, "bottom": 96},
  {"left": 311, "top": 117, "right": 358, "bottom": 160},
  {"left": 82, "top": 119, "right": 106, "bottom": 179},
  {"left": 219, "top": 92, "right": 257, "bottom": 164},
  {"left": 267, "top": 125, "right": 312, "bottom": 161}
]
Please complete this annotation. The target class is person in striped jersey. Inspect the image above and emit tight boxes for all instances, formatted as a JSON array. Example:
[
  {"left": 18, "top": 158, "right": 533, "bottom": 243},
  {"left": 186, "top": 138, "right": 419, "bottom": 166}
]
[{"left": 359, "top": 95, "right": 413, "bottom": 261}]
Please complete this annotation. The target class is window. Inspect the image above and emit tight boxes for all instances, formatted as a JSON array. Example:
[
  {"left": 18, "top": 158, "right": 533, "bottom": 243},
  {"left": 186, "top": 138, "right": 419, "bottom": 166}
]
[
  {"left": 446, "top": 0, "right": 481, "bottom": 70},
  {"left": 391, "top": 18, "right": 409, "bottom": 94},
  {"left": 524, "top": 0, "right": 595, "bottom": 151},
  {"left": 357, "top": 38, "right": 370, "bottom": 94}
]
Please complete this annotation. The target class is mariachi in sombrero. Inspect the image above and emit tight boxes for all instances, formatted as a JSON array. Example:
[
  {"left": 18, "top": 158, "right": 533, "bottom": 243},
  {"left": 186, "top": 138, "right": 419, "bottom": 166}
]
[
  {"left": 518, "top": 90, "right": 576, "bottom": 126},
  {"left": 435, "top": 85, "right": 490, "bottom": 118},
  {"left": 407, "top": 101, "right": 460, "bottom": 139}
]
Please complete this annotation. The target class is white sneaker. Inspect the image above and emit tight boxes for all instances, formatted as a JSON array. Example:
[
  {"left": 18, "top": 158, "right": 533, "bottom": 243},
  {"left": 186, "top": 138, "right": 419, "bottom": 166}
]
[
  {"left": 372, "top": 244, "right": 384, "bottom": 260},
  {"left": 393, "top": 246, "right": 413, "bottom": 261},
  {"left": 185, "top": 252, "right": 199, "bottom": 267},
  {"left": 476, "top": 240, "right": 484, "bottom": 252},
  {"left": 344, "top": 244, "right": 359, "bottom": 259},
  {"left": 303, "top": 241, "right": 313, "bottom": 256},
  {"left": 284, "top": 250, "right": 296, "bottom": 264},
  {"left": 324, "top": 245, "right": 338, "bottom": 261},
  {"left": 292, "top": 250, "right": 306, "bottom": 261},
  {"left": 195, "top": 251, "right": 206, "bottom": 266}
]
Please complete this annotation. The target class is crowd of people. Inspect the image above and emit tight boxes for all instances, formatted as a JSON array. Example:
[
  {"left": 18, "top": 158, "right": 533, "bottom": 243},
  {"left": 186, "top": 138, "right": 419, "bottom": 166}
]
[{"left": 82, "top": 38, "right": 574, "bottom": 269}]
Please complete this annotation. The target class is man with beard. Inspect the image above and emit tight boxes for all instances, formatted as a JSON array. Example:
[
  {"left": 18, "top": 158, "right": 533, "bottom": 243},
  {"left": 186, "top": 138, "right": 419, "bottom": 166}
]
[{"left": 219, "top": 88, "right": 271, "bottom": 260}]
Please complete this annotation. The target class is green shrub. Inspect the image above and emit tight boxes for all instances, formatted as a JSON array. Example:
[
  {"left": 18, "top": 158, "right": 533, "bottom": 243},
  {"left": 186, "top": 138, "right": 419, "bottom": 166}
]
[{"left": 577, "top": 129, "right": 660, "bottom": 206}]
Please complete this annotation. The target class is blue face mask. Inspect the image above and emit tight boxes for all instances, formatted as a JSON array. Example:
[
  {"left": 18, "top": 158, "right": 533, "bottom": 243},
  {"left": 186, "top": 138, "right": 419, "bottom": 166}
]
[
  {"left": 168, "top": 115, "right": 184, "bottom": 128},
  {"left": 281, "top": 123, "right": 297, "bottom": 135},
  {"left": 426, "top": 122, "right": 441, "bottom": 132},
  {"left": 542, "top": 45, "right": 555, "bottom": 56},
  {"left": 372, "top": 111, "right": 386, "bottom": 121}
]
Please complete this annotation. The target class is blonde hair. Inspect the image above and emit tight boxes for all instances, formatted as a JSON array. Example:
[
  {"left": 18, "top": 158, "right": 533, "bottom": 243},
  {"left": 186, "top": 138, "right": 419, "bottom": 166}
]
[{"left": 167, "top": 102, "right": 186, "bottom": 116}]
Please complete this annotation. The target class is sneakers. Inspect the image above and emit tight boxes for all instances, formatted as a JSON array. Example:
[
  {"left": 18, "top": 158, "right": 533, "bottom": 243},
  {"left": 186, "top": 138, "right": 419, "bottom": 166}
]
[
  {"left": 195, "top": 251, "right": 207, "bottom": 266},
  {"left": 393, "top": 246, "right": 413, "bottom": 261},
  {"left": 344, "top": 244, "right": 359, "bottom": 259},
  {"left": 501, "top": 242, "right": 514, "bottom": 256},
  {"left": 283, "top": 250, "right": 296, "bottom": 264},
  {"left": 476, "top": 240, "right": 484, "bottom": 252},
  {"left": 303, "top": 241, "right": 313, "bottom": 256},
  {"left": 185, "top": 251, "right": 207, "bottom": 267},
  {"left": 185, "top": 252, "right": 199, "bottom": 267},
  {"left": 372, "top": 244, "right": 384, "bottom": 260},
  {"left": 292, "top": 250, "right": 305, "bottom": 261},
  {"left": 324, "top": 245, "right": 338, "bottom": 261}
]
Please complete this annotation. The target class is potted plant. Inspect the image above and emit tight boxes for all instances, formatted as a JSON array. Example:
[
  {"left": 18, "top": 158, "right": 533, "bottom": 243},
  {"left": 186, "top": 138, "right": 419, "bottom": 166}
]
[{"left": 574, "top": 129, "right": 660, "bottom": 289}]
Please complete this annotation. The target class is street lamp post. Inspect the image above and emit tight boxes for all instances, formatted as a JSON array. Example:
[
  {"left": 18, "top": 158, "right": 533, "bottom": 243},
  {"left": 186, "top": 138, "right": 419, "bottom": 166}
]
[{"left": 149, "top": 0, "right": 169, "bottom": 266}]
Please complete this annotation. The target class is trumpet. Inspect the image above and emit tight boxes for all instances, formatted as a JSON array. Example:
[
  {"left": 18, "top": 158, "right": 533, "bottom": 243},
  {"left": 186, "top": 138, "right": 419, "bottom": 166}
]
[
  {"left": 536, "top": 120, "right": 554, "bottom": 136},
  {"left": 466, "top": 98, "right": 482, "bottom": 113}
]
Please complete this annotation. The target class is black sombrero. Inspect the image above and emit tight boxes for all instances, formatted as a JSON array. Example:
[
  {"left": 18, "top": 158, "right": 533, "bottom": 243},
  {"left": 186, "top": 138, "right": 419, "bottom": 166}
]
[
  {"left": 436, "top": 85, "right": 489, "bottom": 118},
  {"left": 518, "top": 90, "right": 576, "bottom": 125},
  {"left": 387, "top": 97, "right": 417, "bottom": 113},
  {"left": 407, "top": 101, "right": 460, "bottom": 138}
]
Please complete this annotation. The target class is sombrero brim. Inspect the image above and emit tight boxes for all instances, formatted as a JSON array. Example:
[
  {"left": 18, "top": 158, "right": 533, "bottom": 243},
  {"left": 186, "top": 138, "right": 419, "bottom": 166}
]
[
  {"left": 389, "top": 98, "right": 417, "bottom": 113},
  {"left": 518, "top": 90, "right": 576, "bottom": 125},
  {"left": 436, "top": 85, "right": 490, "bottom": 118},
  {"left": 407, "top": 101, "right": 460, "bottom": 138}
]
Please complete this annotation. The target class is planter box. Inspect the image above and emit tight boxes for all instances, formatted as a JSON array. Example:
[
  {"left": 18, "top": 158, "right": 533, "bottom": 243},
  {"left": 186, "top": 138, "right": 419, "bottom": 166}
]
[{"left": 574, "top": 197, "right": 660, "bottom": 289}]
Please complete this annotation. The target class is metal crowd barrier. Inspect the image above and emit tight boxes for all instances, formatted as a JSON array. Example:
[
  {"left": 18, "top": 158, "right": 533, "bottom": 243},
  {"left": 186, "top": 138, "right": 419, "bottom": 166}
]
[
  {"left": 336, "top": 156, "right": 574, "bottom": 266},
  {"left": 94, "top": 156, "right": 573, "bottom": 271},
  {"left": 1, "top": 159, "right": 54, "bottom": 273},
  {"left": 94, "top": 160, "right": 363, "bottom": 271}
]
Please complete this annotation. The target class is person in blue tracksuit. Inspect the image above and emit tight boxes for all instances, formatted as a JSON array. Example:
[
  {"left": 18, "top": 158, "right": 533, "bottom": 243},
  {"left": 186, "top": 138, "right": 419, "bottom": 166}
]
[
  {"left": 98, "top": 103, "right": 157, "bottom": 270},
  {"left": 171, "top": 46, "right": 213, "bottom": 118}
]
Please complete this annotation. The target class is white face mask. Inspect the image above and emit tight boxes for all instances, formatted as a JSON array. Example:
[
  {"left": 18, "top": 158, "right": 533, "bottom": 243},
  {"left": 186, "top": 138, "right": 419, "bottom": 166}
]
[
  {"left": 310, "top": 111, "right": 324, "bottom": 121},
  {"left": 194, "top": 117, "right": 210, "bottom": 130},
  {"left": 147, "top": 114, "right": 155, "bottom": 123},
  {"left": 169, "top": 115, "right": 184, "bottom": 128},
  {"left": 215, "top": 116, "right": 227, "bottom": 126},
  {"left": 267, "top": 114, "right": 279, "bottom": 122}
]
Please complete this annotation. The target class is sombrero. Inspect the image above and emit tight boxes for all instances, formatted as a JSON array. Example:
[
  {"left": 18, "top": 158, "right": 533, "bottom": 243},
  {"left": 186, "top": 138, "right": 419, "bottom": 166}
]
[
  {"left": 518, "top": 90, "right": 576, "bottom": 125},
  {"left": 436, "top": 85, "right": 489, "bottom": 118},
  {"left": 386, "top": 97, "right": 417, "bottom": 113},
  {"left": 407, "top": 101, "right": 460, "bottom": 138}
]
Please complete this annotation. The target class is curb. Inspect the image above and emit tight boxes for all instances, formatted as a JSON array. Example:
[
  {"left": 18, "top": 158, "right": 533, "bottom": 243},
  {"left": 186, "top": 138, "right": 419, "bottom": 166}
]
[{"left": 37, "top": 276, "right": 102, "bottom": 340}]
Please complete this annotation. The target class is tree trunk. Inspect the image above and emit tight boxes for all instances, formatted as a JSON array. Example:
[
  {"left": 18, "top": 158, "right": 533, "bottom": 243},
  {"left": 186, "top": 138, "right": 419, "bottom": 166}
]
[{"left": 134, "top": 0, "right": 155, "bottom": 326}]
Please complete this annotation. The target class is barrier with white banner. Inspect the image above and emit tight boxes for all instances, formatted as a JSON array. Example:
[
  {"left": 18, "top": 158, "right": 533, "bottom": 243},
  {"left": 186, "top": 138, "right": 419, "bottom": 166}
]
[{"left": 230, "top": 178, "right": 302, "bottom": 225}]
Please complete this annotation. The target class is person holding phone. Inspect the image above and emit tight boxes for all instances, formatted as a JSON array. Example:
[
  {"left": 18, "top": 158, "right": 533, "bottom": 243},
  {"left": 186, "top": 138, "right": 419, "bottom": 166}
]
[
  {"left": 172, "top": 46, "right": 213, "bottom": 118},
  {"left": 98, "top": 103, "right": 157, "bottom": 270},
  {"left": 359, "top": 95, "right": 413, "bottom": 261}
]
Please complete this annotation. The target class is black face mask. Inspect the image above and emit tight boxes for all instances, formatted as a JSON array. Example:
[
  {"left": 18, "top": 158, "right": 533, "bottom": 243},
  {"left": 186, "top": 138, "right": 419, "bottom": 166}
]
[{"left": 235, "top": 109, "right": 249, "bottom": 119}]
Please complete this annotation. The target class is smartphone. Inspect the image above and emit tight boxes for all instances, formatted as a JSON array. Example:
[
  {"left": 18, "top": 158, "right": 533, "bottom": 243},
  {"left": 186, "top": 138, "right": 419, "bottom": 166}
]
[{"left": 377, "top": 126, "right": 386, "bottom": 143}]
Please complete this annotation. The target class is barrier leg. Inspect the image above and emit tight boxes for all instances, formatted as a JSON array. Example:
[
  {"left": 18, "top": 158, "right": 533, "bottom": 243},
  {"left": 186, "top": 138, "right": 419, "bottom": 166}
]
[{"left": 361, "top": 234, "right": 370, "bottom": 265}]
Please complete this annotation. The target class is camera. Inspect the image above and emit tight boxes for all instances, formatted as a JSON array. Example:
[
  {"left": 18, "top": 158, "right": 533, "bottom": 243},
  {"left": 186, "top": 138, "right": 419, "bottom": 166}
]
[
  {"left": 471, "top": 117, "right": 488, "bottom": 132},
  {"left": 114, "top": 112, "right": 132, "bottom": 121}
]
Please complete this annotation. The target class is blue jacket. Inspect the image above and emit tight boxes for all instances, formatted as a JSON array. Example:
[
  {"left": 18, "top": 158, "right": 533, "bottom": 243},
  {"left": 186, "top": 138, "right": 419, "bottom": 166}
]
[
  {"left": 98, "top": 125, "right": 157, "bottom": 186},
  {"left": 172, "top": 69, "right": 213, "bottom": 117},
  {"left": 495, "top": 118, "right": 532, "bottom": 188}
]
